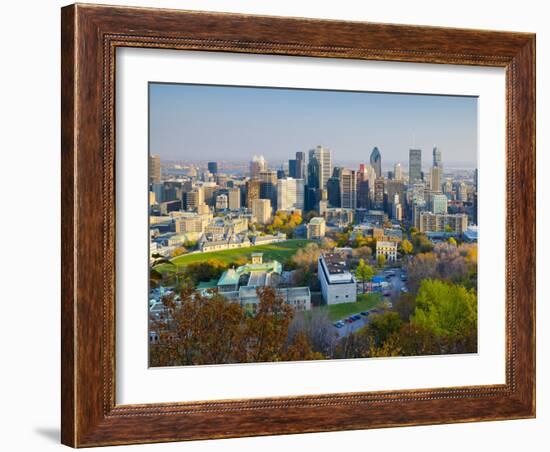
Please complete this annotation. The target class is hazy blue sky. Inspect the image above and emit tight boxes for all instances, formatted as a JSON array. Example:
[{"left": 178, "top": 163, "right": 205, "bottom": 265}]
[{"left": 149, "top": 83, "right": 477, "bottom": 168}]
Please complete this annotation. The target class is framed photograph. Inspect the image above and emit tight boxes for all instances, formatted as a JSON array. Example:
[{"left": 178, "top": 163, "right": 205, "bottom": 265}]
[{"left": 61, "top": 3, "right": 535, "bottom": 447}]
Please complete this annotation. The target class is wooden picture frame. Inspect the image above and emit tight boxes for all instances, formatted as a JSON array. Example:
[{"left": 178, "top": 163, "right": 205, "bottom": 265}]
[{"left": 61, "top": 3, "right": 535, "bottom": 447}]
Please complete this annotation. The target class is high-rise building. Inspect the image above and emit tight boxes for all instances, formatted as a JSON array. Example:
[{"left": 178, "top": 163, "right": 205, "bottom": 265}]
[
  {"left": 433, "top": 147, "right": 442, "bottom": 168},
  {"left": 394, "top": 163, "right": 403, "bottom": 181},
  {"left": 250, "top": 155, "right": 267, "bottom": 179},
  {"left": 184, "top": 188, "right": 204, "bottom": 211},
  {"left": 373, "top": 179, "right": 385, "bottom": 210},
  {"left": 149, "top": 154, "right": 161, "bottom": 184},
  {"left": 443, "top": 179, "right": 453, "bottom": 200},
  {"left": 307, "top": 155, "right": 321, "bottom": 189},
  {"left": 430, "top": 166, "right": 443, "bottom": 192},
  {"left": 259, "top": 170, "right": 278, "bottom": 207},
  {"left": 431, "top": 193, "right": 448, "bottom": 214},
  {"left": 304, "top": 186, "right": 321, "bottom": 212},
  {"left": 458, "top": 182, "right": 468, "bottom": 202},
  {"left": 289, "top": 151, "right": 305, "bottom": 179},
  {"left": 228, "top": 187, "right": 241, "bottom": 210},
  {"left": 252, "top": 198, "right": 272, "bottom": 224},
  {"left": 392, "top": 193, "right": 403, "bottom": 221},
  {"left": 340, "top": 169, "right": 357, "bottom": 209},
  {"left": 207, "top": 161, "right": 218, "bottom": 174},
  {"left": 357, "top": 181, "right": 370, "bottom": 209},
  {"left": 215, "top": 194, "right": 228, "bottom": 210},
  {"left": 370, "top": 147, "right": 382, "bottom": 179},
  {"left": 419, "top": 212, "right": 468, "bottom": 234},
  {"left": 327, "top": 167, "right": 342, "bottom": 208},
  {"left": 295, "top": 151, "right": 305, "bottom": 179},
  {"left": 409, "top": 149, "right": 422, "bottom": 183},
  {"left": 385, "top": 180, "right": 406, "bottom": 217},
  {"left": 308, "top": 145, "right": 332, "bottom": 189},
  {"left": 277, "top": 177, "right": 305, "bottom": 211},
  {"left": 246, "top": 180, "right": 261, "bottom": 208}
]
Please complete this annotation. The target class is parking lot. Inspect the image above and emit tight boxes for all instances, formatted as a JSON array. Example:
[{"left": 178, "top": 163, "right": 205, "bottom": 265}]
[{"left": 332, "top": 267, "right": 408, "bottom": 338}]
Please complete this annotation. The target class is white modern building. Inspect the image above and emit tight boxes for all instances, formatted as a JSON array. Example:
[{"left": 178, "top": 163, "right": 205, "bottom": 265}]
[
  {"left": 318, "top": 253, "right": 357, "bottom": 305},
  {"left": 277, "top": 177, "right": 305, "bottom": 212}
]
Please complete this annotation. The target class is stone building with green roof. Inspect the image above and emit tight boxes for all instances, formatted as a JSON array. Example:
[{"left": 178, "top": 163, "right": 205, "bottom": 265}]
[{"left": 215, "top": 253, "right": 310, "bottom": 313}]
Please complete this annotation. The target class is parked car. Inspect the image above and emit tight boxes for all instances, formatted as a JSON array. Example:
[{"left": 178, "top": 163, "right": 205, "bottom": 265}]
[
  {"left": 352, "top": 314, "right": 361, "bottom": 321},
  {"left": 360, "top": 311, "right": 370, "bottom": 316},
  {"left": 333, "top": 321, "right": 345, "bottom": 328},
  {"left": 400, "top": 274, "right": 408, "bottom": 281},
  {"left": 400, "top": 287, "right": 409, "bottom": 293}
]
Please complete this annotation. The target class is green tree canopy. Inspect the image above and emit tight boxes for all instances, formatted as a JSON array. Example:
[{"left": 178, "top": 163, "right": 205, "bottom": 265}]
[
  {"left": 411, "top": 279, "right": 477, "bottom": 339},
  {"left": 400, "top": 239, "right": 413, "bottom": 255},
  {"left": 356, "top": 259, "right": 375, "bottom": 291}
]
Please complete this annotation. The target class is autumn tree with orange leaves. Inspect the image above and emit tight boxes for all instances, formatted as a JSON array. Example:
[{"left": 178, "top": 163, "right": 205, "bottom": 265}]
[{"left": 150, "top": 287, "right": 321, "bottom": 366}]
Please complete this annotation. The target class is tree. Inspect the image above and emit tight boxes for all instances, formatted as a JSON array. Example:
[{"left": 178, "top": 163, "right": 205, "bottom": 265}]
[
  {"left": 367, "top": 311, "right": 403, "bottom": 347},
  {"left": 292, "top": 243, "right": 321, "bottom": 273},
  {"left": 411, "top": 279, "right": 477, "bottom": 342},
  {"left": 400, "top": 239, "right": 413, "bottom": 255},
  {"left": 448, "top": 237, "right": 457, "bottom": 247},
  {"left": 150, "top": 286, "right": 312, "bottom": 366},
  {"left": 376, "top": 253, "right": 387, "bottom": 268},
  {"left": 284, "top": 331, "right": 324, "bottom": 361},
  {"left": 356, "top": 259, "right": 375, "bottom": 292},
  {"left": 320, "top": 237, "right": 336, "bottom": 250},
  {"left": 352, "top": 246, "right": 372, "bottom": 260},
  {"left": 444, "top": 224, "right": 453, "bottom": 233},
  {"left": 172, "top": 246, "right": 187, "bottom": 257}
]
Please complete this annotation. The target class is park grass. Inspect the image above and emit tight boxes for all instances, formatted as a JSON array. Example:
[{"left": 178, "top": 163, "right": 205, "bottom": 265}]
[
  {"left": 319, "top": 293, "right": 383, "bottom": 322},
  {"left": 156, "top": 239, "right": 312, "bottom": 273}
]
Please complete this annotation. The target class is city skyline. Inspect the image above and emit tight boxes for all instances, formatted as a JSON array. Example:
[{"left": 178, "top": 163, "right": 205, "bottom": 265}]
[{"left": 150, "top": 83, "right": 478, "bottom": 167}]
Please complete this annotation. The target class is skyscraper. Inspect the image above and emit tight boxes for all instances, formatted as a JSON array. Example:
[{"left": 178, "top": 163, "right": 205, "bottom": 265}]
[
  {"left": 409, "top": 149, "right": 422, "bottom": 183},
  {"left": 433, "top": 147, "right": 442, "bottom": 168},
  {"left": 431, "top": 193, "right": 448, "bottom": 214},
  {"left": 308, "top": 145, "right": 332, "bottom": 189},
  {"left": 307, "top": 155, "right": 321, "bottom": 189},
  {"left": 327, "top": 177, "right": 341, "bottom": 208},
  {"left": 290, "top": 151, "right": 306, "bottom": 179},
  {"left": 246, "top": 179, "right": 261, "bottom": 208},
  {"left": 392, "top": 193, "right": 403, "bottom": 221},
  {"left": 370, "top": 147, "right": 382, "bottom": 179},
  {"left": 228, "top": 187, "right": 241, "bottom": 210},
  {"left": 259, "top": 170, "right": 278, "bottom": 207},
  {"left": 430, "top": 166, "right": 443, "bottom": 192},
  {"left": 207, "top": 161, "right": 218, "bottom": 175},
  {"left": 394, "top": 163, "right": 403, "bottom": 181},
  {"left": 250, "top": 155, "right": 267, "bottom": 179},
  {"left": 252, "top": 199, "right": 272, "bottom": 224},
  {"left": 149, "top": 154, "right": 161, "bottom": 184},
  {"left": 373, "top": 179, "right": 385, "bottom": 210},
  {"left": 277, "top": 178, "right": 305, "bottom": 211},
  {"left": 295, "top": 151, "right": 305, "bottom": 179},
  {"left": 340, "top": 169, "right": 357, "bottom": 209}
]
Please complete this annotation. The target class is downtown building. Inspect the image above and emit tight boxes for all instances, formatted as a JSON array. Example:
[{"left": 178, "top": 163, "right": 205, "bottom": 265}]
[
  {"left": 318, "top": 253, "right": 357, "bottom": 305},
  {"left": 409, "top": 148, "right": 422, "bottom": 183},
  {"left": 419, "top": 212, "right": 468, "bottom": 234},
  {"left": 277, "top": 177, "right": 305, "bottom": 212},
  {"left": 308, "top": 145, "right": 332, "bottom": 189}
]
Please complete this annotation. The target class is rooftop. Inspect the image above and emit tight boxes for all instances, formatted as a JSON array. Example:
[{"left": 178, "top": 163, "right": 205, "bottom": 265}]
[
  {"left": 321, "top": 253, "right": 350, "bottom": 275},
  {"left": 309, "top": 217, "right": 325, "bottom": 225}
]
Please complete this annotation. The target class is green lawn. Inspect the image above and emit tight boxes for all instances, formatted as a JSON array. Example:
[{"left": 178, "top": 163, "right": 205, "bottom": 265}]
[
  {"left": 156, "top": 239, "right": 311, "bottom": 273},
  {"left": 319, "top": 293, "right": 383, "bottom": 322}
]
